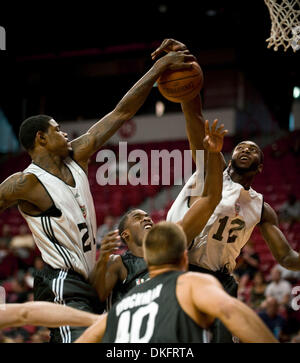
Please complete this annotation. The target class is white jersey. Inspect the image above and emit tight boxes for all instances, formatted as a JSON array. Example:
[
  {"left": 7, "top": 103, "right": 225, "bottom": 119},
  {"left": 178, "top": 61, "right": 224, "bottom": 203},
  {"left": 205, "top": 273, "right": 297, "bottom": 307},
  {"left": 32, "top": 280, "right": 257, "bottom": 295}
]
[
  {"left": 167, "top": 169, "right": 263, "bottom": 273},
  {"left": 19, "top": 157, "right": 97, "bottom": 280}
]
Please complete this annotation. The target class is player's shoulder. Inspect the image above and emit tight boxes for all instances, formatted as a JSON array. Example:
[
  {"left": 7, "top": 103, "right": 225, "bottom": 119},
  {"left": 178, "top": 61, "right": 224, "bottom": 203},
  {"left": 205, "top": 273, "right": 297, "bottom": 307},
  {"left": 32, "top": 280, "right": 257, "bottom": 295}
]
[
  {"left": 259, "top": 201, "right": 278, "bottom": 225},
  {"left": 180, "top": 271, "right": 220, "bottom": 287},
  {"left": 2, "top": 172, "right": 39, "bottom": 191}
]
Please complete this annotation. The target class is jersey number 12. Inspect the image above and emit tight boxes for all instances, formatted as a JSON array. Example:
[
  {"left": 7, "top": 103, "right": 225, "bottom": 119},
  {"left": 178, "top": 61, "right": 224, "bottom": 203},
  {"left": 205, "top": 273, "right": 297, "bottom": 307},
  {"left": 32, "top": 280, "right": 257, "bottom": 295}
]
[{"left": 212, "top": 216, "right": 245, "bottom": 243}]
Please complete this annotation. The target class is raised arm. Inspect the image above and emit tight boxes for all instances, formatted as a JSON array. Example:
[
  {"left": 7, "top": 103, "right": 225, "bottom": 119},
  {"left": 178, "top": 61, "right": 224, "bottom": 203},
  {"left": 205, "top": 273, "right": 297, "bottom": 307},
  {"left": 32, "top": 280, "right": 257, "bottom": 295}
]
[
  {"left": 189, "top": 274, "right": 278, "bottom": 343},
  {"left": 177, "top": 120, "right": 227, "bottom": 245},
  {"left": 152, "top": 38, "right": 226, "bottom": 170},
  {"left": 0, "top": 302, "right": 99, "bottom": 329},
  {"left": 71, "top": 51, "right": 196, "bottom": 171},
  {"left": 259, "top": 202, "right": 300, "bottom": 270}
]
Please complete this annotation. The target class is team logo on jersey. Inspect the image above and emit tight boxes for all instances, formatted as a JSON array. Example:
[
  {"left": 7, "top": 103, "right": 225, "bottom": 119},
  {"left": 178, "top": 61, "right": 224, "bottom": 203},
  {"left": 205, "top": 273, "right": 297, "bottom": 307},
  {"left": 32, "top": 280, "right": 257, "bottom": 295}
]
[
  {"left": 235, "top": 202, "right": 240, "bottom": 216},
  {"left": 135, "top": 278, "right": 145, "bottom": 285},
  {"left": 80, "top": 205, "right": 87, "bottom": 219}
]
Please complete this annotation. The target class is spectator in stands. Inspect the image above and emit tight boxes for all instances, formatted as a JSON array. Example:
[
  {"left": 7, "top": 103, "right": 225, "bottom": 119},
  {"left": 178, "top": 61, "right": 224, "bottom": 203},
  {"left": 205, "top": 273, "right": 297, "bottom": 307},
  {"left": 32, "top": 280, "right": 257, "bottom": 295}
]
[
  {"left": 96, "top": 215, "right": 118, "bottom": 248},
  {"left": 291, "top": 330, "right": 300, "bottom": 343},
  {"left": 278, "top": 193, "right": 300, "bottom": 230},
  {"left": 9, "top": 225, "right": 36, "bottom": 271},
  {"left": 0, "top": 229, "right": 18, "bottom": 281},
  {"left": 235, "top": 239, "right": 260, "bottom": 287},
  {"left": 275, "top": 263, "right": 300, "bottom": 284},
  {"left": 249, "top": 270, "right": 267, "bottom": 311},
  {"left": 0, "top": 224, "right": 12, "bottom": 245},
  {"left": 265, "top": 265, "right": 292, "bottom": 306},
  {"left": 258, "top": 297, "right": 286, "bottom": 340}
]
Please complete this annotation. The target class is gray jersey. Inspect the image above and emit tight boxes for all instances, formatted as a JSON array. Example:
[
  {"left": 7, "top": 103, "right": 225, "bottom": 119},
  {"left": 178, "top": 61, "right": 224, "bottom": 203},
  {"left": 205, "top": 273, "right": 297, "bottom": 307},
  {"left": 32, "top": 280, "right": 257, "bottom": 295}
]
[
  {"left": 19, "top": 157, "right": 97, "bottom": 280},
  {"left": 167, "top": 169, "right": 263, "bottom": 273}
]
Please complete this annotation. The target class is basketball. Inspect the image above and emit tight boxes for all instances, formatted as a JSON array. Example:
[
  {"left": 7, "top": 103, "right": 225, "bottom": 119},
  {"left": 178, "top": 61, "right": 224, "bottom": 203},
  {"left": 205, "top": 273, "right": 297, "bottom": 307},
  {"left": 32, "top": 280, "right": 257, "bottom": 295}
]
[{"left": 157, "top": 62, "right": 203, "bottom": 103}]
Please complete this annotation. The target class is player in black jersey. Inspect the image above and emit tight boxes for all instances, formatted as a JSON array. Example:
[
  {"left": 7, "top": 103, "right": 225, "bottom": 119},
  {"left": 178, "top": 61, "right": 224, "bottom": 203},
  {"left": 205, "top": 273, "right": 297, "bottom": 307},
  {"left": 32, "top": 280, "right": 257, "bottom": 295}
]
[
  {"left": 76, "top": 222, "right": 277, "bottom": 343},
  {"left": 90, "top": 120, "right": 227, "bottom": 308}
]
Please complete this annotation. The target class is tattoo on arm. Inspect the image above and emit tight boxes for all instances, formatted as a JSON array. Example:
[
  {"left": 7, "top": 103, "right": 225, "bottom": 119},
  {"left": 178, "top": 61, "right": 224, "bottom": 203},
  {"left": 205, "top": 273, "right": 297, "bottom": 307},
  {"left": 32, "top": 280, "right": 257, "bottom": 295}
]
[{"left": 0, "top": 173, "right": 29, "bottom": 212}]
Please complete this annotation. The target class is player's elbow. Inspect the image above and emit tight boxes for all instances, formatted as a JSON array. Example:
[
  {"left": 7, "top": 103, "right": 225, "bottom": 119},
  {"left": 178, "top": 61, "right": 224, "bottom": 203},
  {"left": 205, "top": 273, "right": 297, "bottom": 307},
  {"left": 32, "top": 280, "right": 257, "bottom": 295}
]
[
  {"left": 217, "top": 298, "right": 237, "bottom": 321},
  {"left": 113, "top": 104, "right": 133, "bottom": 122},
  {"left": 207, "top": 192, "right": 221, "bottom": 211},
  {"left": 18, "top": 304, "right": 31, "bottom": 325}
]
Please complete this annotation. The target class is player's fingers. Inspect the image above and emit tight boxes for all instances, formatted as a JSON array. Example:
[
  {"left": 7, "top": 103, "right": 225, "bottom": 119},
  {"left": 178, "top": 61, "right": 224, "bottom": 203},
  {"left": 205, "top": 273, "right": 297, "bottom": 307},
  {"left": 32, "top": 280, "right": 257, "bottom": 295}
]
[
  {"left": 220, "top": 129, "right": 229, "bottom": 136},
  {"left": 204, "top": 120, "right": 210, "bottom": 136},
  {"left": 101, "top": 241, "right": 122, "bottom": 252},
  {"left": 211, "top": 119, "right": 218, "bottom": 133},
  {"left": 215, "top": 124, "right": 225, "bottom": 133}
]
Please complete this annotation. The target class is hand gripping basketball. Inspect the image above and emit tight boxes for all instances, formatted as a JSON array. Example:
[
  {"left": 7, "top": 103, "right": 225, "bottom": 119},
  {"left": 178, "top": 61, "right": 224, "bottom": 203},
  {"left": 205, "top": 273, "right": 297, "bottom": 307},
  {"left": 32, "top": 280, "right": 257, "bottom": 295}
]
[{"left": 151, "top": 38, "right": 188, "bottom": 60}]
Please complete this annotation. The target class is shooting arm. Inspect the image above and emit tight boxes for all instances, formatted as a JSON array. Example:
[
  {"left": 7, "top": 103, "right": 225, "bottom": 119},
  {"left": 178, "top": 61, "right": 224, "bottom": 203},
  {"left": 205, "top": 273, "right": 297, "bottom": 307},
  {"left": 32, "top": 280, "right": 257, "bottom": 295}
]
[
  {"left": 259, "top": 202, "right": 300, "bottom": 270},
  {"left": 0, "top": 302, "right": 99, "bottom": 329},
  {"left": 182, "top": 95, "right": 227, "bottom": 170},
  {"left": 191, "top": 274, "right": 278, "bottom": 343},
  {"left": 75, "top": 314, "right": 108, "bottom": 343},
  {"left": 178, "top": 151, "right": 223, "bottom": 245}
]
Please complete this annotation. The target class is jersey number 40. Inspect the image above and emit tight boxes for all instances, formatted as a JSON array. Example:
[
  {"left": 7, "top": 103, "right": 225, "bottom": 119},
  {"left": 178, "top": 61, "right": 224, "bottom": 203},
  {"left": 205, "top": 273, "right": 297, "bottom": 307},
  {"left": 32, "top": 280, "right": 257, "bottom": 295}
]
[{"left": 115, "top": 302, "right": 158, "bottom": 343}]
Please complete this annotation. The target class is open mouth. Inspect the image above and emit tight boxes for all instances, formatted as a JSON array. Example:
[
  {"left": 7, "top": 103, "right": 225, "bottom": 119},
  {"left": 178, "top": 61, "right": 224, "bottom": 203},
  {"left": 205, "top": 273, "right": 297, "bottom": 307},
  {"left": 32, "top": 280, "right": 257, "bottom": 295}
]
[
  {"left": 144, "top": 223, "right": 153, "bottom": 230},
  {"left": 239, "top": 155, "right": 250, "bottom": 161}
]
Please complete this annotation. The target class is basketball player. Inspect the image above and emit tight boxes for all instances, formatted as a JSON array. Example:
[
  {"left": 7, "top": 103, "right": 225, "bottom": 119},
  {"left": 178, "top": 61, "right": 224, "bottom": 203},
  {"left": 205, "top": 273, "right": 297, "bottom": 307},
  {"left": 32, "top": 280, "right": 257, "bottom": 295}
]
[
  {"left": 0, "top": 50, "right": 195, "bottom": 343},
  {"left": 90, "top": 120, "right": 227, "bottom": 309},
  {"left": 0, "top": 301, "right": 99, "bottom": 330},
  {"left": 152, "top": 38, "right": 300, "bottom": 342},
  {"left": 75, "top": 222, "right": 278, "bottom": 343}
]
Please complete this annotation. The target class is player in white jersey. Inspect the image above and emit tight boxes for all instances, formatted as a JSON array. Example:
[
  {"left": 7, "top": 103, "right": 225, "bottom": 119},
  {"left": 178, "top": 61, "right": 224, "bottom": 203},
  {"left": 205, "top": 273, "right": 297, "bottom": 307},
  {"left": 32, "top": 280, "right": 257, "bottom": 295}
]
[
  {"left": 152, "top": 39, "right": 300, "bottom": 342},
  {"left": 0, "top": 50, "right": 195, "bottom": 342}
]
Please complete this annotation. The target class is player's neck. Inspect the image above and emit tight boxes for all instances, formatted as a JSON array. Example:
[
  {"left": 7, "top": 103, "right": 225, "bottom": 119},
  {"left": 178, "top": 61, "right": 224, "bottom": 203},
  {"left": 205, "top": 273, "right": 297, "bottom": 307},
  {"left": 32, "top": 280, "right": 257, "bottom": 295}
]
[
  {"left": 228, "top": 166, "right": 255, "bottom": 190},
  {"left": 149, "top": 265, "right": 185, "bottom": 279},
  {"left": 129, "top": 244, "right": 144, "bottom": 258},
  {"left": 32, "top": 150, "right": 66, "bottom": 173}
]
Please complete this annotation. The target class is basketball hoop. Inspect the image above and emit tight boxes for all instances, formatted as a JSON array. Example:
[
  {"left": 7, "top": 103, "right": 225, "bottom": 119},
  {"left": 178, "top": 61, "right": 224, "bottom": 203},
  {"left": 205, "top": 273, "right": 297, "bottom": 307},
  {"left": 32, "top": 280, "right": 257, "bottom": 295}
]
[{"left": 264, "top": 0, "right": 300, "bottom": 52}]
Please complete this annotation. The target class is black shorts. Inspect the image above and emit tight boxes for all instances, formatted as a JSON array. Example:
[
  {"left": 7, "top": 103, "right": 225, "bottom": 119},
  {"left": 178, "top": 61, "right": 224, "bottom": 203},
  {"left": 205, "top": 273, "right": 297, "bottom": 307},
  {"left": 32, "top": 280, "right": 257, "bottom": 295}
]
[
  {"left": 189, "top": 264, "right": 238, "bottom": 343},
  {"left": 33, "top": 264, "right": 104, "bottom": 343}
]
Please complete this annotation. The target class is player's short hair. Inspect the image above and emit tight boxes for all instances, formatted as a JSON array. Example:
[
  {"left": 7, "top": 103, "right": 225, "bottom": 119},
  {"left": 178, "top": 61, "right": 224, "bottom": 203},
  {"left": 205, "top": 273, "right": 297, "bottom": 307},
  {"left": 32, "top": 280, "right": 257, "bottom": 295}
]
[
  {"left": 19, "top": 115, "right": 53, "bottom": 151},
  {"left": 118, "top": 209, "right": 136, "bottom": 244},
  {"left": 143, "top": 221, "right": 187, "bottom": 266}
]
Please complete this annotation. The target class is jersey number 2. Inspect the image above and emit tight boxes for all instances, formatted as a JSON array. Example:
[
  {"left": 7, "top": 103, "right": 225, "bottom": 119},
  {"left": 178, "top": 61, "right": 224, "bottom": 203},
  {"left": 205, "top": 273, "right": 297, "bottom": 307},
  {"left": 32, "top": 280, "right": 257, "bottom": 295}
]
[
  {"left": 212, "top": 216, "right": 245, "bottom": 243},
  {"left": 77, "top": 223, "right": 95, "bottom": 252}
]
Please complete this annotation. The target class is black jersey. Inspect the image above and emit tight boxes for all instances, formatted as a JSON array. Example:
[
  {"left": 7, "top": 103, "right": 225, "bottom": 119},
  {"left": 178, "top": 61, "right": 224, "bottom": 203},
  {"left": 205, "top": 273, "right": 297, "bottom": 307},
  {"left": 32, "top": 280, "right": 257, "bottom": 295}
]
[
  {"left": 107, "top": 251, "right": 149, "bottom": 310},
  {"left": 102, "top": 270, "right": 209, "bottom": 343}
]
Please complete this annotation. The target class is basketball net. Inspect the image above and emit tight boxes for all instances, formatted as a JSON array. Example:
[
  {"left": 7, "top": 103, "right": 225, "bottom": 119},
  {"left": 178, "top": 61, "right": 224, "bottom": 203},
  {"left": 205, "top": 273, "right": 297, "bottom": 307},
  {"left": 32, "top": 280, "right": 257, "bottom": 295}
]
[{"left": 264, "top": 0, "right": 300, "bottom": 52}]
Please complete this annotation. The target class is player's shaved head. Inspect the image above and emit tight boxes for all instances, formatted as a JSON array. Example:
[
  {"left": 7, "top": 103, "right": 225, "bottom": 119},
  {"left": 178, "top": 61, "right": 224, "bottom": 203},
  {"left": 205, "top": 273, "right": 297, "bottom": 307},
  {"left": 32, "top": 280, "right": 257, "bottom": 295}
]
[{"left": 143, "top": 221, "right": 187, "bottom": 266}]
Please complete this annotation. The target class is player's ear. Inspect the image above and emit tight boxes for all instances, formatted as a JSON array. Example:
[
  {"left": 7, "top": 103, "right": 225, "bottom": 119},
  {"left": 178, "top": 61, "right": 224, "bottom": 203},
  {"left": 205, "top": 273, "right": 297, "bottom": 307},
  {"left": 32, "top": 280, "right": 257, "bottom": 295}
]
[
  {"left": 121, "top": 230, "right": 129, "bottom": 243},
  {"left": 258, "top": 164, "right": 263, "bottom": 173},
  {"left": 181, "top": 250, "right": 188, "bottom": 271},
  {"left": 36, "top": 131, "right": 47, "bottom": 147}
]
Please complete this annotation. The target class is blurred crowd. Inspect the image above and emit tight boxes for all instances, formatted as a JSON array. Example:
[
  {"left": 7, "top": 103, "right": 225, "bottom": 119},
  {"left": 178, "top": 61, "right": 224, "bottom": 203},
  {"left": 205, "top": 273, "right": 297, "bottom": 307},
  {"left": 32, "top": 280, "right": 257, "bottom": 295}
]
[{"left": 1, "top": 200, "right": 300, "bottom": 343}]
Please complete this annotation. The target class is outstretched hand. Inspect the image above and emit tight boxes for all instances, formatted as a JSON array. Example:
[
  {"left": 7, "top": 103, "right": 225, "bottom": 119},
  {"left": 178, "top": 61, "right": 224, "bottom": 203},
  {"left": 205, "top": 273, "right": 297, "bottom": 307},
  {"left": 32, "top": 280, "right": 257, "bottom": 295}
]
[
  {"left": 151, "top": 38, "right": 188, "bottom": 60},
  {"left": 203, "top": 119, "right": 228, "bottom": 153}
]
